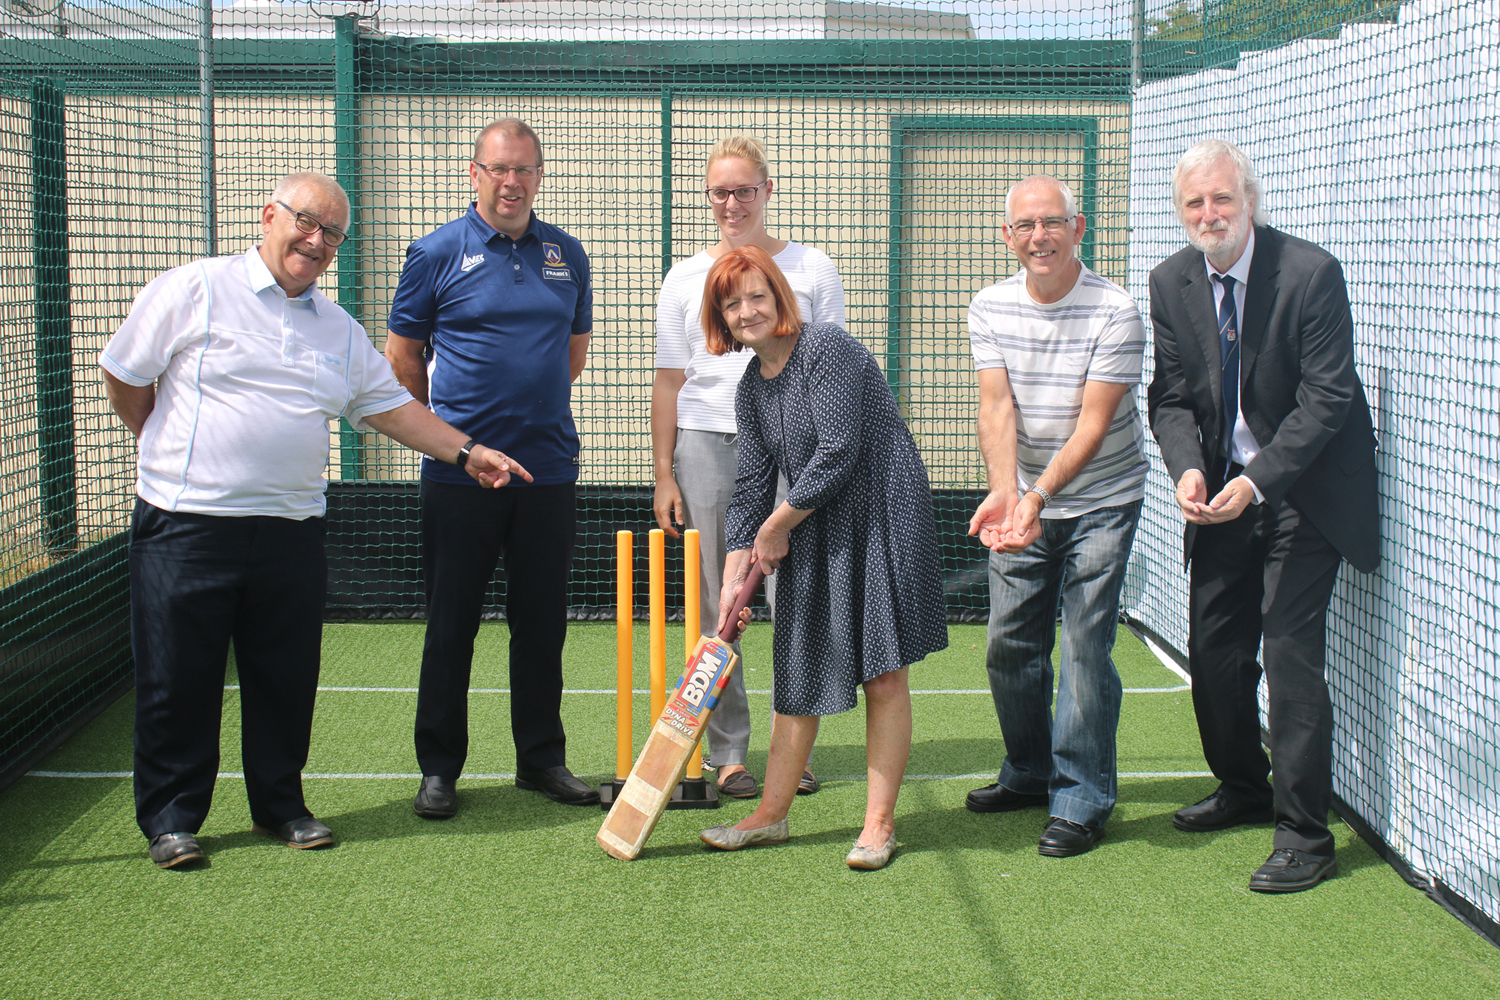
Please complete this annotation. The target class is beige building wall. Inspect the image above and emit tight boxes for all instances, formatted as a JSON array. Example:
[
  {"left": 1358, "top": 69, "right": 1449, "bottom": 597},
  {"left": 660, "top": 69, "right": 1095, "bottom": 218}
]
[
  {"left": 1, "top": 88, "right": 1128, "bottom": 570},
  {"left": 348, "top": 93, "right": 1129, "bottom": 490}
]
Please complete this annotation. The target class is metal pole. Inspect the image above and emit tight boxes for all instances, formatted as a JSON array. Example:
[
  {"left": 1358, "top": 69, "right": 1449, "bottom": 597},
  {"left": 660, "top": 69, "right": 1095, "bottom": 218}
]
[
  {"left": 32, "top": 78, "right": 76, "bottom": 553},
  {"left": 1131, "top": 0, "right": 1145, "bottom": 90},
  {"left": 660, "top": 87, "right": 672, "bottom": 278},
  {"left": 199, "top": 0, "right": 216, "bottom": 257},
  {"left": 334, "top": 15, "right": 364, "bottom": 479}
]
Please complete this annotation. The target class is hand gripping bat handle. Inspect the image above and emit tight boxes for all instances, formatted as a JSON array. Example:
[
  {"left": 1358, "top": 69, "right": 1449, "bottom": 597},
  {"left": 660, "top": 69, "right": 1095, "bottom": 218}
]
[{"left": 716, "top": 564, "right": 766, "bottom": 643}]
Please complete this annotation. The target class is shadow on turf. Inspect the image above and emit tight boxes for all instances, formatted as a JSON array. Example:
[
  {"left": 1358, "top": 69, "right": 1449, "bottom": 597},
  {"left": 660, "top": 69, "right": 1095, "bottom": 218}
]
[
  {"left": 0, "top": 776, "right": 134, "bottom": 897},
  {"left": 250, "top": 782, "right": 604, "bottom": 848}
]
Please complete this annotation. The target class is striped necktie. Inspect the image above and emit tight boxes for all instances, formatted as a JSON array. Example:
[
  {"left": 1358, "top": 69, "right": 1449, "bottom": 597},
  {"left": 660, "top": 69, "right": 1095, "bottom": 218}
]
[{"left": 1215, "top": 273, "right": 1239, "bottom": 474}]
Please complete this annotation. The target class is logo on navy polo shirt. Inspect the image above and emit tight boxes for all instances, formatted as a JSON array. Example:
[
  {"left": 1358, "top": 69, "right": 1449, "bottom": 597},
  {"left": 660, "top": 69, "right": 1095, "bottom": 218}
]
[{"left": 542, "top": 243, "right": 571, "bottom": 280}]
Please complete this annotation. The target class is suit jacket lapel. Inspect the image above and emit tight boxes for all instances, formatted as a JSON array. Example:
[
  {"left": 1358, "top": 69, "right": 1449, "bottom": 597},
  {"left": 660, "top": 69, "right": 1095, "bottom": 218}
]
[
  {"left": 1180, "top": 264, "right": 1222, "bottom": 419},
  {"left": 1240, "top": 226, "right": 1281, "bottom": 383}
]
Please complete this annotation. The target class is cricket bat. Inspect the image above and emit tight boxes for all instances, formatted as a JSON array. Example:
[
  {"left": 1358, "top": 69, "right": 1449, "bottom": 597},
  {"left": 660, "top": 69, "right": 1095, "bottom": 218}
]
[{"left": 597, "top": 564, "right": 766, "bottom": 861}]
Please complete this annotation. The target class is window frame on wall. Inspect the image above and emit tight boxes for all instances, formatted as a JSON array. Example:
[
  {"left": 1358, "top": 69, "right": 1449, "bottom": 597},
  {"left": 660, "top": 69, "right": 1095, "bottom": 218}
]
[{"left": 885, "top": 114, "right": 1101, "bottom": 397}]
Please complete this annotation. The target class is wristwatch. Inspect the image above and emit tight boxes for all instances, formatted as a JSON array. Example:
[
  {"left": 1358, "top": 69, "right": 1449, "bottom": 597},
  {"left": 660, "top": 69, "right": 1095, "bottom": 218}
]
[
  {"left": 1025, "top": 485, "right": 1051, "bottom": 509},
  {"left": 456, "top": 439, "right": 477, "bottom": 468}
]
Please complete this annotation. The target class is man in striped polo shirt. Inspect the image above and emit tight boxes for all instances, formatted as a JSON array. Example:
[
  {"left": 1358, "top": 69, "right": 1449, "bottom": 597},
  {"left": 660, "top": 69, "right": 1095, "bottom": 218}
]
[{"left": 964, "top": 174, "right": 1149, "bottom": 858}]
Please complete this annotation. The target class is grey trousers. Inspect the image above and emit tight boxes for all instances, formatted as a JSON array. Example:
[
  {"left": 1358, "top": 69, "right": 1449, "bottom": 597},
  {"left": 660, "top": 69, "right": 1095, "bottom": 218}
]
[
  {"left": 674, "top": 429, "right": 752, "bottom": 767},
  {"left": 675, "top": 429, "right": 807, "bottom": 772}
]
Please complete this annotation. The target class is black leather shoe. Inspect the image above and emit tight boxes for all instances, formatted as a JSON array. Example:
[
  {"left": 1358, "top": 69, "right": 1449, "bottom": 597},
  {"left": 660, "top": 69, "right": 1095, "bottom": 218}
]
[
  {"left": 253, "top": 815, "right": 334, "bottom": 849},
  {"left": 1037, "top": 817, "right": 1104, "bottom": 857},
  {"left": 1249, "top": 848, "right": 1337, "bottom": 893},
  {"left": 965, "top": 782, "right": 1049, "bottom": 813},
  {"left": 413, "top": 775, "right": 458, "bottom": 818},
  {"left": 516, "top": 765, "right": 600, "bottom": 806},
  {"left": 148, "top": 832, "right": 205, "bottom": 869},
  {"left": 1172, "top": 790, "right": 1274, "bottom": 832}
]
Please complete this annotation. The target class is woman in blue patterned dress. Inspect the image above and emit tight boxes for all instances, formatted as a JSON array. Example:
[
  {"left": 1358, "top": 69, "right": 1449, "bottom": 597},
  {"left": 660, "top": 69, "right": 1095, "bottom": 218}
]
[{"left": 696, "top": 246, "right": 947, "bottom": 870}]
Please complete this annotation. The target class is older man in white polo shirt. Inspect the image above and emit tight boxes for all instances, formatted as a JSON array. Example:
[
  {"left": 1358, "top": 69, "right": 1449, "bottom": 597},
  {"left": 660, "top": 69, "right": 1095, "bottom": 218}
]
[{"left": 100, "top": 172, "right": 528, "bottom": 870}]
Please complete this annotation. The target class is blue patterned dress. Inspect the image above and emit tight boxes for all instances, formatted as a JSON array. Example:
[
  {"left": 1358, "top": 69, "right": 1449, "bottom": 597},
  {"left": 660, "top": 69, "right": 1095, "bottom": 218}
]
[{"left": 725, "top": 322, "right": 948, "bottom": 715}]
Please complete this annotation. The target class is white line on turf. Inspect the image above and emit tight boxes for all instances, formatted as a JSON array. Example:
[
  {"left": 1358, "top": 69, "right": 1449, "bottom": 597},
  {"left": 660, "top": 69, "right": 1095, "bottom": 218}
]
[
  {"left": 221, "top": 685, "right": 1189, "bottom": 695},
  {"left": 27, "top": 770, "right": 1214, "bottom": 781}
]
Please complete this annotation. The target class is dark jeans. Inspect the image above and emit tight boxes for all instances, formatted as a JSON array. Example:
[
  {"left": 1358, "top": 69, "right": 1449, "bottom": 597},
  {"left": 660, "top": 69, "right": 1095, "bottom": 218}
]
[
  {"left": 129, "top": 499, "right": 326, "bottom": 839},
  {"left": 414, "top": 480, "right": 576, "bottom": 778}
]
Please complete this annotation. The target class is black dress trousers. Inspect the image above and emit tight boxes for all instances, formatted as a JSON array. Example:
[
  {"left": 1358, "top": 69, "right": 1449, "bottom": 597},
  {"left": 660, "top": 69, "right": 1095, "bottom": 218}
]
[
  {"left": 130, "top": 499, "right": 327, "bottom": 838},
  {"left": 1187, "top": 492, "right": 1343, "bottom": 856},
  {"left": 414, "top": 479, "right": 576, "bottom": 779}
]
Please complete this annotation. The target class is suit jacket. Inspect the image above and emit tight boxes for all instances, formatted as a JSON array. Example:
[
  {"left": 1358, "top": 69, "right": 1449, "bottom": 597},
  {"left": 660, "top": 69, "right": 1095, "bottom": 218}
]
[{"left": 1146, "top": 225, "right": 1380, "bottom": 573}]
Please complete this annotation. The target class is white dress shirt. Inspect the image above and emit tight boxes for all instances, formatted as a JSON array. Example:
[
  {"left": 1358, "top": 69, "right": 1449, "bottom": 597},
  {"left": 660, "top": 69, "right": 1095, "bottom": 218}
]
[
  {"left": 1202, "top": 228, "right": 1265, "bottom": 503},
  {"left": 101, "top": 248, "right": 413, "bottom": 518}
]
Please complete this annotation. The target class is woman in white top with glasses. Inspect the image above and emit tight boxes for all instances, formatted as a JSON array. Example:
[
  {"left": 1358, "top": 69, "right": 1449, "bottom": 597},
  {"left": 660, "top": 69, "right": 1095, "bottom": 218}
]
[{"left": 652, "top": 135, "right": 846, "bottom": 800}]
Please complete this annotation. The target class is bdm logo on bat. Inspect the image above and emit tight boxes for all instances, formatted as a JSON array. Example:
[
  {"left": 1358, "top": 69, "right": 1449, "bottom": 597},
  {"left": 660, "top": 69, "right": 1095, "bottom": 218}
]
[{"left": 672, "top": 642, "right": 731, "bottom": 713}]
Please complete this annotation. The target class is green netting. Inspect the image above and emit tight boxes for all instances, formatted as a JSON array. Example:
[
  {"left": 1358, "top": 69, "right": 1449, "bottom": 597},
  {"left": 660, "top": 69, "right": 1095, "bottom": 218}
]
[{"left": 0, "top": 0, "right": 1493, "bottom": 942}]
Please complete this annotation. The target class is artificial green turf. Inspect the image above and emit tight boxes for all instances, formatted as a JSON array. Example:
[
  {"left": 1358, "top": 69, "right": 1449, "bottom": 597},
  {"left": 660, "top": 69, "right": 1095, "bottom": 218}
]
[{"left": 2, "top": 623, "right": 1496, "bottom": 999}]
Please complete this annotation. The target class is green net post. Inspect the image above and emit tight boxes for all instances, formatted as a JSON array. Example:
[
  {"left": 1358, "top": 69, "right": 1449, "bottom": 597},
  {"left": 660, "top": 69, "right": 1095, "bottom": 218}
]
[
  {"left": 660, "top": 86, "right": 672, "bottom": 279},
  {"left": 884, "top": 132, "right": 905, "bottom": 402},
  {"left": 335, "top": 13, "right": 365, "bottom": 480},
  {"left": 32, "top": 76, "right": 75, "bottom": 554}
]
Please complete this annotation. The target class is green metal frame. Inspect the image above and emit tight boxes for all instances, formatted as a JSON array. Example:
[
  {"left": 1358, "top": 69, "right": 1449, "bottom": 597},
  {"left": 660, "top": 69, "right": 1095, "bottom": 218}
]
[
  {"left": 334, "top": 17, "right": 365, "bottom": 479},
  {"left": 1, "top": 37, "right": 1201, "bottom": 97},
  {"left": 884, "top": 115, "right": 1099, "bottom": 397},
  {"left": 32, "top": 77, "right": 76, "bottom": 552},
  {"left": 661, "top": 87, "right": 673, "bottom": 279}
]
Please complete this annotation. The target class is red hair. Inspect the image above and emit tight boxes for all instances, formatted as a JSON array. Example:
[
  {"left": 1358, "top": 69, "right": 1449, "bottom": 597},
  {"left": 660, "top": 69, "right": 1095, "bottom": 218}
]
[{"left": 700, "top": 246, "right": 803, "bottom": 356}]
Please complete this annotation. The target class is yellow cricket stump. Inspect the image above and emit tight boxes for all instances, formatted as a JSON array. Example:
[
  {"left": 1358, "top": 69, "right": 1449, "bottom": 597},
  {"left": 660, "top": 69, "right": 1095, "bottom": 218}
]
[
  {"left": 649, "top": 528, "right": 666, "bottom": 724},
  {"left": 684, "top": 528, "right": 702, "bottom": 780},
  {"left": 614, "top": 530, "right": 633, "bottom": 782}
]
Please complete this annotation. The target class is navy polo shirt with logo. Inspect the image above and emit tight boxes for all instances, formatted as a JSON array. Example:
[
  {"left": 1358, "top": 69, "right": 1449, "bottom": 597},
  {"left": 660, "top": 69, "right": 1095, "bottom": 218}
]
[{"left": 388, "top": 205, "right": 593, "bottom": 487}]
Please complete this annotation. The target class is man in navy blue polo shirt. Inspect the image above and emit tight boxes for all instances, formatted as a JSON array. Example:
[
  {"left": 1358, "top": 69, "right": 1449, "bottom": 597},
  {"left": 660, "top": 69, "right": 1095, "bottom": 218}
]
[{"left": 386, "top": 118, "right": 598, "bottom": 814}]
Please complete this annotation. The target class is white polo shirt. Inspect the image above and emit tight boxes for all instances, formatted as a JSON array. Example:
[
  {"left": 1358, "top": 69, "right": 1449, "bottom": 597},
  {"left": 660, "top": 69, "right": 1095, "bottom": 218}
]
[
  {"left": 100, "top": 248, "right": 413, "bottom": 519},
  {"left": 654, "top": 241, "right": 845, "bottom": 433}
]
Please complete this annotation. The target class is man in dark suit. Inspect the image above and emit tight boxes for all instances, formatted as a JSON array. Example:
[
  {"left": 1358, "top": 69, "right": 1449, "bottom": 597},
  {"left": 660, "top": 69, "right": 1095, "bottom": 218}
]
[{"left": 1147, "top": 139, "right": 1379, "bottom": 893}]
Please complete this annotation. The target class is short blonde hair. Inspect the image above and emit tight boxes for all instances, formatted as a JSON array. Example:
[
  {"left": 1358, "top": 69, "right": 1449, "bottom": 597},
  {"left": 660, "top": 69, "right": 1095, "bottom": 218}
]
[{"left": 705, "top": 135, "right": 771, "bottom": 181}]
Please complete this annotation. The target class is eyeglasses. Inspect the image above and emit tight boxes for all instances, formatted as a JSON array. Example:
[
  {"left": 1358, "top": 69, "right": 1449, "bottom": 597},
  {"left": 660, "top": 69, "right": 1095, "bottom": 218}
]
[
  {"left": 705, "top": 180, "right": 768, "bottom": 205},
  {"left": 1006, "top": 216, "right": 1077, "bottom": 238},
  {"left": 276, "top": 201, "right": 348, "bottom": 247},
  {"left": 472, "top": 160, "right": 540, "bottom": 180}
]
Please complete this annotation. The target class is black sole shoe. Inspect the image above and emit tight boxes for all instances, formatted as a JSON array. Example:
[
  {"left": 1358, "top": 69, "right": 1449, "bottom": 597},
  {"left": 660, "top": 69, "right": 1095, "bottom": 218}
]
[
  {"left": 414, "top": 775, "right": 458, "bottom": 818},
  {"left": 148, "top": 832, "right": 206, "bottom": 869},
  {"left": 1037, "top": 817, "right": 1104, "bottom": 857},
  {"left": 965, "top": 783, "right": 1049, "bottom": 813},
  {"left": 516, "top": 765, "right": 601, "bottom": 806},
  {"left": 1249, "top": 849, "right": 1338, "bottom": 893},
  {"left": 1172, "top": 792, "right": 1275, "bottom": 832}
]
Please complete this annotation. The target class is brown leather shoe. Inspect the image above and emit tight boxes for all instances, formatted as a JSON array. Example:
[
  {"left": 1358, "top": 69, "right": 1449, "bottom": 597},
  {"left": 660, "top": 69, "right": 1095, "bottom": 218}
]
[{"left": 716, "top": 769, "right": 759, "bottom": 799}]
